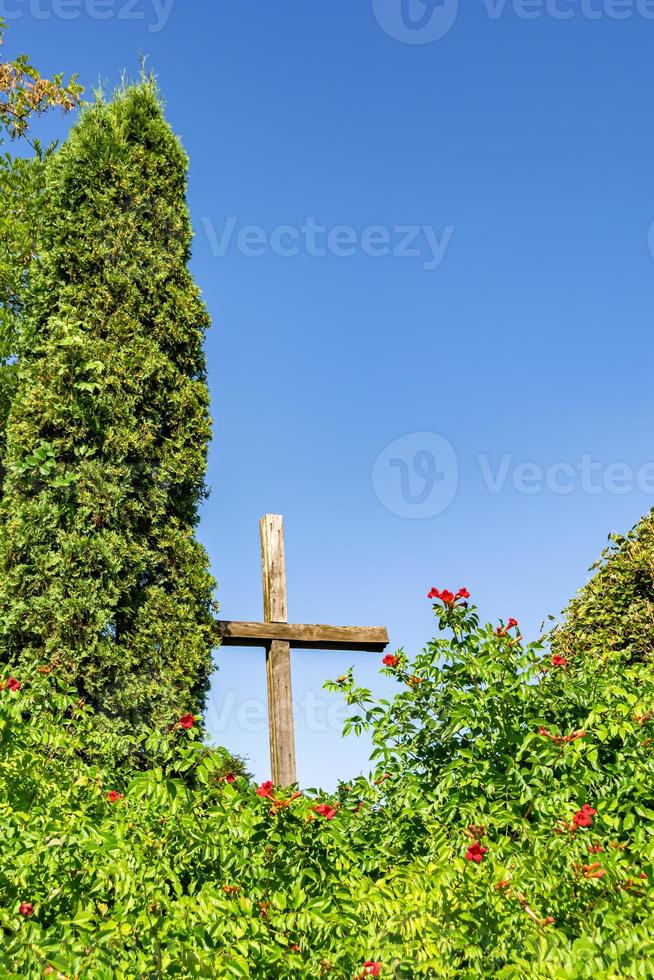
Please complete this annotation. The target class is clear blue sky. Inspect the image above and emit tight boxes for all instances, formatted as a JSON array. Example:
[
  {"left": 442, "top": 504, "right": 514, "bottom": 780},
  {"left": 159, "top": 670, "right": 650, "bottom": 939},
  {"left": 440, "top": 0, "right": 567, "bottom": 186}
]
[{"left": 9, "top": 1, "right": 654, "bottom": 788}]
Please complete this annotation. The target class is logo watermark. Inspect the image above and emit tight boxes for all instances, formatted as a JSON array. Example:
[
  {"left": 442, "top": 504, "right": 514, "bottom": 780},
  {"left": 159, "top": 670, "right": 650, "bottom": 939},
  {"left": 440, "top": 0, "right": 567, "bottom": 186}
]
[
  {"left": 0, "top": 0, "right": 175, "bottom": 31},
  {"left": 372, "top": 432, "right": 459, "bottom": 519},
  {"left": 373, "top": 0, "right": 654, "bottom": 44},
  {"left": 372, "top": 0, "right": 459, "bottom": 44},
  {"left": 200, "top": 217, "right": 454, "bottom": 272},
  {"left": 372, "top": 433, "right": 654, "bottom": 518}
]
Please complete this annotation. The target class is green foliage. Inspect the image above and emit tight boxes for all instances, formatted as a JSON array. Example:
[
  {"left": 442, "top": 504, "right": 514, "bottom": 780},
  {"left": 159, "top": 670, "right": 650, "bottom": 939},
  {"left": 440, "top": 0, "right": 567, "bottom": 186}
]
[
  {"left": 0, "top": 150, "right": 46, "bottom": 491},
  {"left": 552, "top": 510, "right": 654, "bottom": 666},
  {"left": 2, "top": 590, "right": 653, "bottom": 977},
  {"left": 0, "top": 20, "right": 82, "bottom": 498},
  {"left": 0, "top": 18, "right": 81, "bottom": 141},
  {"left": 0, "top": 82, "right": 217, "bottom": 751}
]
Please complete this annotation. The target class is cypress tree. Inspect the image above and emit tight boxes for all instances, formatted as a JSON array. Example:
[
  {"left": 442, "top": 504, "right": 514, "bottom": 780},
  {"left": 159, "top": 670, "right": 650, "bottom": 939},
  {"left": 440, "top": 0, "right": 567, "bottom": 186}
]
[{"left": 0, "top": 81, "right": 217, "bottom": 746}]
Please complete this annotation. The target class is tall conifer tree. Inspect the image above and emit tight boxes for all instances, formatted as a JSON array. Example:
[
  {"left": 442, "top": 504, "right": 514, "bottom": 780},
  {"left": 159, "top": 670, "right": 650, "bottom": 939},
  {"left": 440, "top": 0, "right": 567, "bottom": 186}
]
[{"left": 0, "top": 81, "right": 217, "bottom": 742}]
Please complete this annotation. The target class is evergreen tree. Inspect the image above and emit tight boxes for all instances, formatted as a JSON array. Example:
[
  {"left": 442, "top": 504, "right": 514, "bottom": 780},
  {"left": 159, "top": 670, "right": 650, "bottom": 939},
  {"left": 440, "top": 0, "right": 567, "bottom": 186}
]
[
  {"left": 0, "top": 81, "right": 217, "bottom": 747},
  {"left": 552, "top": 511, "right": 654, "bottom": 664}
]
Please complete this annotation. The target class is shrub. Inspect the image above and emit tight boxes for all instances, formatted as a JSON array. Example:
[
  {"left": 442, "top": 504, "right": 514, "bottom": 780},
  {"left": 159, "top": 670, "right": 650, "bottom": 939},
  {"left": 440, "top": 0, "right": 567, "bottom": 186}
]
[
  {"left": 1, "top": 588, "right": 653, "bottom": 977},
  {"left": 552, "top": 511, "right": 654, "bottom": 666}
]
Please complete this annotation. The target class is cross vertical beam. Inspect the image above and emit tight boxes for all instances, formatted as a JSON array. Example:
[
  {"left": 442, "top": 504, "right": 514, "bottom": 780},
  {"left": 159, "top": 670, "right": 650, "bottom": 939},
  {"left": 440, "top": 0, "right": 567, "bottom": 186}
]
[{"left": 260, "top": 514, "right": 297, "bottom": 786}]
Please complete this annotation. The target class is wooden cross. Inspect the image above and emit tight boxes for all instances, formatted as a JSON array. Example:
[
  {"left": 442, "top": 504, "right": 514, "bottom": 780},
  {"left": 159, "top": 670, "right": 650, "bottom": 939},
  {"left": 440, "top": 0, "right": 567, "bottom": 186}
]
[{"left": 216, "top": 515, "right": 389, "bottom": 786}]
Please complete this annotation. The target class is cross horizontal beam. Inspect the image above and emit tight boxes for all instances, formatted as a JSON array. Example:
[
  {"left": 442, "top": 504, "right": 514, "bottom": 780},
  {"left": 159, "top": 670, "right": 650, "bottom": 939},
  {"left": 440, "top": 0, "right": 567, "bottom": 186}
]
[{"left": 216, "top": 620, "right": 389, "bottom": 653}]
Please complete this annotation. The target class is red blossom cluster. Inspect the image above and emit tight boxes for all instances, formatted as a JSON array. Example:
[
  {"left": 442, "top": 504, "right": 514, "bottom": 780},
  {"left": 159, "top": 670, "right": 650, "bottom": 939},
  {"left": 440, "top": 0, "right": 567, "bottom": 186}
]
[
  {"left": 178, "top": 713, "right": 195, "bottom": 730},
  {"left": 255, "top": 781, "right": 304, "bottom": 815},
  {"left": 577, "top": 862, "right": 606, "bottom": 880},
  {"left": 1, "top": 677, "right": 21, "bottom": 692},
  {"left": 427, "top": 587, "right": 470, "bottom": 607},
  {"left": 573, "top": 804, "right": 597, "bottom": 828},
  {"left": 465, "top": 841, "right": 487, "bottom": 864},
  {"left": 382, "top": 654, "right": 399, "bottom": 668},
  {"left": 496, "top": 618, "right": 519, "bottom": 638},
  {"left": 18, "top": 902, "right": 33, "bottom": 917},
  {"left": 555, "top": 804, "right": 598, "bottom": 835},
  {"left": 538, "top": 728, "right": 586, "bottom": 745},
  {"left": 551, "top": 655, "right": 567, "bottom": 667},
  {"left": 107, "top": 791, "right": 124, "bottom": 804},
  {"left": 360, "top": 963, "right": 382, "bottom": 977},
  {"left": 314, "top": 803, "right": 337, "bottom": 821},
  {"left": 224, "top": 772, "right": 236, "bottom": 784}
]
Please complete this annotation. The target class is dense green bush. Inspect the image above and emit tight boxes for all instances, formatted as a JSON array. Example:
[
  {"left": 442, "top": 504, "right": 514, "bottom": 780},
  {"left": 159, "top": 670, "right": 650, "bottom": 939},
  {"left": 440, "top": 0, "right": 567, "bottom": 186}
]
[
  {"left": 2, "top": 587, "right": 653, "bottom": 978},
  {"left": 0, "top": 82, "right": 217, "bottom": 750},
  {"left": 552, "top": 510, "right": 654, "bottom": 667}
]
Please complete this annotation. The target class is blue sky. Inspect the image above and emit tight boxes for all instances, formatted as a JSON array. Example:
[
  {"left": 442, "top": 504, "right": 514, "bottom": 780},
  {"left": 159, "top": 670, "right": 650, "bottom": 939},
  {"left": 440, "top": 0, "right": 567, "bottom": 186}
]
[{"left": 8, "top": 0, "right": 654, "bottom": 788}]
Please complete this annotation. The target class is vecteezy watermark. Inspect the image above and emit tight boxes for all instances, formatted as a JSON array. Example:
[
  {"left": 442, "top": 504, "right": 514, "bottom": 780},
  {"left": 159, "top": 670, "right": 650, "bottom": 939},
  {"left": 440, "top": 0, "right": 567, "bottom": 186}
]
[
  {"left": 372, "top": 0, "right": 654, "bottom": 44},
  {"left": 200, "top": 217, "right": 455, "bottom": 272},
  {"left": 0, "top": 0, "right": 175, "bottom": 31},
  {"left": 478, "top": 454, "right": 654, "bottom": 496},
  {"left": 372, "top": 433, "right": 459, "bottom": 519},
  {"left": 206, "top": 690, "right": 352, "bottom": 736},
  {"left": 372, "top": 435, "right": 654, "bottom": 518}
]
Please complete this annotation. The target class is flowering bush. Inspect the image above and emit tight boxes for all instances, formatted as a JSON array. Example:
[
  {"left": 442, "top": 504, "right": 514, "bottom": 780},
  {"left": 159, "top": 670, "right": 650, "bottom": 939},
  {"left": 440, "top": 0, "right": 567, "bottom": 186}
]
[{"left": 1, "top": 589, "right": 654, "bottom": 977}]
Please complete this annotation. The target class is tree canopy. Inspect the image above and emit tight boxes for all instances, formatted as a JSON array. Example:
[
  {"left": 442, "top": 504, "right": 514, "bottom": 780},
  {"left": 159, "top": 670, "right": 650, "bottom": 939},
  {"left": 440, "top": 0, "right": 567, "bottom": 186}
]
[{"left": 0, "top": 82, "right": 217, "bottom": 758}]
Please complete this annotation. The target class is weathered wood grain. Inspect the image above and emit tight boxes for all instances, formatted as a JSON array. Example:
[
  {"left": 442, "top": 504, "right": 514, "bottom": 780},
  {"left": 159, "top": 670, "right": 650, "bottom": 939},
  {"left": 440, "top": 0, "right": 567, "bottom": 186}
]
[
  {"left": 260, "top": 515, "right": 296, "bottom": 787},
  {"left": 216, "top": 620, "right": 389, "bottom": 652}
]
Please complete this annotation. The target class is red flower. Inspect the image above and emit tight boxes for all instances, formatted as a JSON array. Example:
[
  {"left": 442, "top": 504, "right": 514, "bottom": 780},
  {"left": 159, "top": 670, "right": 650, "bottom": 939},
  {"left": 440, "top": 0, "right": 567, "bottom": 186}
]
[
  {"left": 588, "top": 844, "right": 604, "bottom": 854},
  {"left": 6, "top": 677, "right": 21, "bottom": 692},
  {"left": 18, "top": 903, "right": 34, "bottom": 917},
  {"left": 495, "top": 879, "right": 510, "bottom": 890},
  {"left": 179, "top": 713, "right": 195, "bottom": 730},
  {"left": 361, "top": 964, "right": 382, "bottom": 977},
  {"left": 107, "top": 790, "right": 124, "bottom": 803},
  {"left": 314, "top": 803, "right": 337, "bottom": 820},
  {"left": 506, "top": 618, "right": 518, "bottom": 630},
  {"left": 382, "top": 654, "right": 399, "bottom": 668},
  {"left": 225, "top": 772, "right": 236, "bottom": 784},
  {"left": 581, "top": 863, "right": 606, "bottom": 879},
  {"left": 573, "top": 806, "right": 597, "bottom": 829},
  {"left": 256, "top": 780, "right": 274, "bottom": 798},
  {"left": 465, "top": 841, "right": 487, "bottom": 863},
  {"left": 428, "top": 587, "right": 468, "bottom": 607},
  {"left": 552, "top": 655, "right": 567, "bottom": 667}
]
